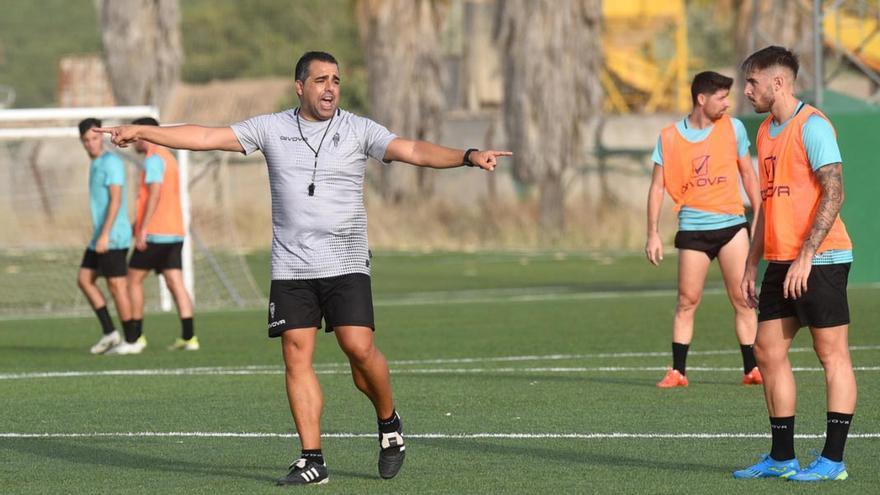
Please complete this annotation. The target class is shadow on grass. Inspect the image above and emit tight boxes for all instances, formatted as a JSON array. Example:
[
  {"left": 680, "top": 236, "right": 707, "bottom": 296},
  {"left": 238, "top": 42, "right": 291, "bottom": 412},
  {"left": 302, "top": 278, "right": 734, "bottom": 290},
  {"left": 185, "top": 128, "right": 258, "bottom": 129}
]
[
  {"left": 2, "top": 438, "right": 385, "bottom": 484},
  {"left": 407, "top": 372, "right": 655, "bottom": 388},
  {"left": 1, "top": 438, "right": 269, "bottom": 483},
  {"left": 420, "top": 438, "right": 726, "bottom": 475}
]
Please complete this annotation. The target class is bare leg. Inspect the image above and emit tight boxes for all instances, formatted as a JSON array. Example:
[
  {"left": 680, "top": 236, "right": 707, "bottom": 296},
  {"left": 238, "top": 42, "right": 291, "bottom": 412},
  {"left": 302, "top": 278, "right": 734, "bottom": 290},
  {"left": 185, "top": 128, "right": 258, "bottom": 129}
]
[
  {"left": 161, "top": 269, "right": 193, "bottom": 319},
  {"left": 716, "top": 229, "right": 757, "bottom": 346},
  {"left": 811, "top": 324, "right": 857, "bottom": 414},
  {"left": 281, "top": 328, "right": 322, "bottom": 450},
  {"left": 334, "top": 326, "right": 394, "bottom": 419},
  {"left": 77, "top": 268, "right": 106, "bottom": 309},
  {"left": 127, "top": 268, "right": 149, "bottom": 320},
  {"left": 673, "top": 249, "right": 712, "bottom": 344},
  {"left": 754, "top": 317, "right": 800, "bottom": 416},
  {"left": 106, "top": 275, "right": 131, "bottom": 323}
]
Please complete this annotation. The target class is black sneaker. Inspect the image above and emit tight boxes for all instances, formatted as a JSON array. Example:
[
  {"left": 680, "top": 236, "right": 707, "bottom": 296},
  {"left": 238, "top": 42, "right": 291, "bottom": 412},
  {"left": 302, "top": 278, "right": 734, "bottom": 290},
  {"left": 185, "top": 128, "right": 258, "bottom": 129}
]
[
  {"left": 378, "top": 415, "right": 406, "bottom": 479},
  {"left": 276, "top": 458, "right": 329, "bottom": 486}
]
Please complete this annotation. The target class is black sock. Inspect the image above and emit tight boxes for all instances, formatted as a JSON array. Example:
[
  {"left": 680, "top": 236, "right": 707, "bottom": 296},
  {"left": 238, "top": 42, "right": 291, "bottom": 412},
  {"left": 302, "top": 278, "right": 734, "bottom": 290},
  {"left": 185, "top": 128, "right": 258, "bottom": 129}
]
[
  {"left": 821, "top": 412, "right": 853, "bottom": 462},
  {"left": 181, "top": 317, "right": 194, "bottom": 340},
  {"left": 769, "top": 416, "right": 796, "bottom": 461},
  {"left": 133, "top": 319, "right": 143, "bottom": 340},
  {"left": 122, "top": 320, "right": 138, "bottom": 343},
  {"left": 672, "top": 342, "right": 689, "bottom": 375},
  {"left": 378, "top": 410, "right": 400, "bottom": 433},
  {"left": 301, "top": 449, "right": 324, "bottom": 465},
  {"left": 741, "top": 345, "right": 757, "bottom": 374},
  {"left": 94, "top": 306, "right": 115, "bottom": 335}
]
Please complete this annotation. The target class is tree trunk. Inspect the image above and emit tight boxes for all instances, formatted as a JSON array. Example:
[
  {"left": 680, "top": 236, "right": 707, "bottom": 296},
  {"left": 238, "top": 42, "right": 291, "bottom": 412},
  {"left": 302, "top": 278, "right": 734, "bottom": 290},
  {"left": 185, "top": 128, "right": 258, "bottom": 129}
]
[
  {"left": 495, "top": 0, "right": 602, "bottom": 239},
  {"left": 99, "top": 0, "right": 182, "bottom": 109},
  {"left": 356, "top": 0, "right": 449, "bottom": 202},
  {"left": 734, "top": 0, "right": 814, "bottom": 112}
]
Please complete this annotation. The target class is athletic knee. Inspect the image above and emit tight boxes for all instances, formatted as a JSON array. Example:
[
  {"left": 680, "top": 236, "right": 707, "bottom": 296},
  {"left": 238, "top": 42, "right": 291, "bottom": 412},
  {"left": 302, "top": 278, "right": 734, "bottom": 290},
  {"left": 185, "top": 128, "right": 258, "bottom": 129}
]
[
  {"left": 106, "top": 277, "right": 127, "bottom": 293},
  {"left": 675, "top": 294, "right": 701, "bottom": 313},
  {"left": 754, "top": 341, "right": 784, "bottom": 367},
  {"left": 340, "top": 339, "right": 375, "bottom": 364},
  {"left": 813, "top": 342, "right": 851, "bottom": 369}
]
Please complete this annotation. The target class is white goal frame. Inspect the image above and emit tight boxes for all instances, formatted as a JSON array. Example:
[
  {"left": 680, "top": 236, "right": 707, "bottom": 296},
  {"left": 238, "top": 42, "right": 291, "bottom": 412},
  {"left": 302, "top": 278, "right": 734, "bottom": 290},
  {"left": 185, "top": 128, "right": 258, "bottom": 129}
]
[{"left": 0, "top": 106, "right": 194, "bottom": 311}]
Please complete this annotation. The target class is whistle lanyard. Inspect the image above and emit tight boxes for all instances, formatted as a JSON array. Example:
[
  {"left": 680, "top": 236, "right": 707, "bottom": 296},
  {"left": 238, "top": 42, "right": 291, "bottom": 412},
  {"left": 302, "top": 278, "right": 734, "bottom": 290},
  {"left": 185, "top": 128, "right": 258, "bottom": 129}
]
[{"left": 295, "top": 108, "right": 337, "bottom": 196}]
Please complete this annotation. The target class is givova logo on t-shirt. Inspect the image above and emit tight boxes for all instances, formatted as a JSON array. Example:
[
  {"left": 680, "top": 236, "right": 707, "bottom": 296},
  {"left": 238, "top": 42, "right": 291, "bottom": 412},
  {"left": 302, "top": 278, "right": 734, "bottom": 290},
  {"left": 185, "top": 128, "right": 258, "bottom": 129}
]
[
  {"left": 761, "top": 156, "right": 790, "bottom": 199},
  {"left": 681, "top": 155, "right": 728, "bottom": 194}
]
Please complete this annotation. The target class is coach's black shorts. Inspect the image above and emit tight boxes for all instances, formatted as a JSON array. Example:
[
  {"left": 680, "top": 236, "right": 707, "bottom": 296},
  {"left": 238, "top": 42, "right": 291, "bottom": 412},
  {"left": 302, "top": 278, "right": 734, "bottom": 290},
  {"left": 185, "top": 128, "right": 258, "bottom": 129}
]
[
  {"left": 267, "top": 273, "right": 375, "bottom": 338},
  {"left": 674, "top": 222, "right": 748, "bottom": 260},
  {"left": 129, "top": 241, "right": 183, "bottom": 273},
  {"left": 80, "top": 248, "right": 129, "bottom": 278},
  {"left": 758, "top": 262, "right": 851, "bottom": 328}
]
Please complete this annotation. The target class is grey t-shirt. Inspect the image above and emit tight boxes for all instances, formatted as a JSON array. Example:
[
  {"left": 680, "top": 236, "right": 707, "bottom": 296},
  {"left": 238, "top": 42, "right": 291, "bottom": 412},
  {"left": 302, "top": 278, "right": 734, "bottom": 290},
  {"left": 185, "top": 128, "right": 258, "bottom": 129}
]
[{"left": 231, "top": 108, "right": 396, "bottom": 280}]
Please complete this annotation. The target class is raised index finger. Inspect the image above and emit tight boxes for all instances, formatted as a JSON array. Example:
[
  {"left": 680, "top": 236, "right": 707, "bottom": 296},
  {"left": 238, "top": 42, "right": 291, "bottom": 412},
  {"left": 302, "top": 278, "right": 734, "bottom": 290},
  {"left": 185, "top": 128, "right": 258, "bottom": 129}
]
[
  {"left": 490, "top": 151, "right": 514, "bottom": 157},
  {"left": 92, "top": 127, "right": 115, "bottom": 134}
]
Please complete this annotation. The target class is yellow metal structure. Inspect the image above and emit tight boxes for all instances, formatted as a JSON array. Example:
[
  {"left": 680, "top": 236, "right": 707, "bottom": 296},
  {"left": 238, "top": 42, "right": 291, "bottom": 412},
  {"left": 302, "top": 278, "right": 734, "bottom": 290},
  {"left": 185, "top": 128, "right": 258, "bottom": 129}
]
[
  {"left": 823, "top": 7, "right": 880, "bottom": 72},
  {"left": 602, "top": 0, "right": 690, "bottom": 114}
]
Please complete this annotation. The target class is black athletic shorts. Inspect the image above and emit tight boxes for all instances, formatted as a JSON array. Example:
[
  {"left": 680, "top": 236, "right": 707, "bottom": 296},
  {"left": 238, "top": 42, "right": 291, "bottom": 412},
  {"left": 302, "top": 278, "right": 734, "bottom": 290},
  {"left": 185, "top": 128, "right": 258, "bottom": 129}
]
[
  {"left": 267, "top": 273, "right": 375, "bottom": 338},
  {"left": 129, "top": 241, "right": 183, "bottom": 273},
  {"left": 758, "top": 262, "right": 851, "bottom": 328},
  {"left": 674, "top": 222, "right": 748, "bottom": 260},
  {"left": 80, "top": 248, "right": 129, "bottom": 278}
]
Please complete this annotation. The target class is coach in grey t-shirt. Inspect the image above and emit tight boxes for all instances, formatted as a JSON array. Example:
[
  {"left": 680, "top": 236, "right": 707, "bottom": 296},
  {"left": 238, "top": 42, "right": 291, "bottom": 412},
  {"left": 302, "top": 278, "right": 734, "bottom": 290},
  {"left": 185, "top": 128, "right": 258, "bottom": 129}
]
[
  {"left": 231, "top": 108, "right": 395, "bottom": 280},
  {"left": 98, "top": 50, "right": 511, "bottom": 486}
]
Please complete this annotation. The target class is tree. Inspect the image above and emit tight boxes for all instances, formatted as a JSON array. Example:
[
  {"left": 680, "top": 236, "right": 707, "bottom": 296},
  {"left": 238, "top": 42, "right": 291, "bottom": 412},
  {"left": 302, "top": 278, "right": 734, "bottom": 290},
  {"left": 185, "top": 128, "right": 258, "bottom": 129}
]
[
  {"left": 99, "top": 0, "right": 183, "bottom": 108},
  {"left": 734, "top": 0, "right": 815, "bottom": 112},
  {"left": 355, "top": 0, "right": 449, "bottom": 202},
  {"left": 495, "top": 0, "right": 603, "bottom": 238}
]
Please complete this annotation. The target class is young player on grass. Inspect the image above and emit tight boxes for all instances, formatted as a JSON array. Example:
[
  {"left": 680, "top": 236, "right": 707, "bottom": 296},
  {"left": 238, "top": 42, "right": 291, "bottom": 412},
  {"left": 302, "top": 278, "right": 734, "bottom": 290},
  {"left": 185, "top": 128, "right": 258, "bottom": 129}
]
[
  {"left": 646, "top": 71, "right": 763, "bottom": 388},
  {"left": 734, "top": 46, "right": 856, "bottom": 482},
  {"left": 106, "top": 117, "right": 198, "bottom": 355},
  {"left": 76, "top": 118, "right": 135, "bottom": 355}
]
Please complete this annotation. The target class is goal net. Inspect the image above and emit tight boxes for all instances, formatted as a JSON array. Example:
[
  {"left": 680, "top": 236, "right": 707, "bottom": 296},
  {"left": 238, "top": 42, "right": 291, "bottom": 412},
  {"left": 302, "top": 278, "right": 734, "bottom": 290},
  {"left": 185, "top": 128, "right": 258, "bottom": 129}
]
[{"left": 0, "top": 106, "right": 265, "bottom": 319}]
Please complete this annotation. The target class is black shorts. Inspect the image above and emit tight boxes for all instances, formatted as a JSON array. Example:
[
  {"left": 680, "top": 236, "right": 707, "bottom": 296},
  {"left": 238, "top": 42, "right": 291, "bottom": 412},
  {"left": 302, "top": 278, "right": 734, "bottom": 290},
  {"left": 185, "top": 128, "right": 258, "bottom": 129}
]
[
  {"left": 80, "top": 248, "right": 129, "bottom": 278},
  {"left": 674, "top": 223, "right": 748, "bottom": 260},
  {"left": 758, "top": 262, "right": 851, "bottom": 328},
  {"left": 267, "top": 273, "right": 375, "bottom": 338},
  {"left": 129, "top": 242, "right": 183, "bottom": 273}
]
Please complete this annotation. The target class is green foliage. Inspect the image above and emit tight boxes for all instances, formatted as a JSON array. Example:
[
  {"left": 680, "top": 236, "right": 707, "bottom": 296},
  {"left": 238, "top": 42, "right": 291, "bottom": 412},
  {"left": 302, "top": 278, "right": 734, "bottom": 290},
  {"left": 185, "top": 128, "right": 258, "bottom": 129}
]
[
  {"left": 0, "top": 0, "right": 102, "bottom": 108},
  {"left": 0, "top": 0, "right": 368, "bottom": 112},
  {"left": 180, "top": 0, "right": 368, "bottom": 113}
]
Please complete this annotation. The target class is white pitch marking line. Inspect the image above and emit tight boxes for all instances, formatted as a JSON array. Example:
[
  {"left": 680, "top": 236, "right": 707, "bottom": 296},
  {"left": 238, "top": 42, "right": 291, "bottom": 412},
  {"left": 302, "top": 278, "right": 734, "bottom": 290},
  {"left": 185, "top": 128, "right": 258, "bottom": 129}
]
[
  {"left": 1, "top": 431, "right": 879, "bottom": 440},
  {"left": 3, "top": 365, "right": 880, "bottom": 381}
]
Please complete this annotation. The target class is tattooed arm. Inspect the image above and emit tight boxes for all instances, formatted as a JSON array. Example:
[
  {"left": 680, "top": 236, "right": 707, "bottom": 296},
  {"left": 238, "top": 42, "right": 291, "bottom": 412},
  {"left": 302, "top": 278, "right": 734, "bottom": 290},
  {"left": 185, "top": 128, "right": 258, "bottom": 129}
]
[{"left": 783, "top": 163, "right": 845, "bottom": 299}]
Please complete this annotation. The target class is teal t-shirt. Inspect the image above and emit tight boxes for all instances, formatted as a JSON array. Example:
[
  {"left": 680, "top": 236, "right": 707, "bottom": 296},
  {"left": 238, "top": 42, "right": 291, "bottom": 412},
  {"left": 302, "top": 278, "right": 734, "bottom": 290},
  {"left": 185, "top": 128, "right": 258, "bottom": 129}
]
[
  {"left": 652, "top": 117, "right": 751, "bottom": 231},
  {"left": 141, "top": 154, "right": 184, "bottom": 244},
  {"left": 89, "top": 151, "right": 131, "bottom": 250},
  {"left": 768, "top": 101, "right": 851, "bottom": 265}
]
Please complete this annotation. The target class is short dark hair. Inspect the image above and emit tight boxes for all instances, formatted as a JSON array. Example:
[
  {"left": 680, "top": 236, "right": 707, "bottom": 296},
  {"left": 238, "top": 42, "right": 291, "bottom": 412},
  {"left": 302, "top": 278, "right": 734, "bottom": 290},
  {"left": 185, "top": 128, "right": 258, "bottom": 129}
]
[
  {"left": 294, "top": 51, "right": 338, "bottom": 83},
  {"left": 132, "top": 117, "right": 159, "bottom": 126},
  {"left": 691, "top": 71, "right": 734, "bottom": 106},
  {"left": 78, "top": 118, "right": 101, "bottom": 137},
  {"left": 741, "top": 45, "right": 799, "bottom": 78}
]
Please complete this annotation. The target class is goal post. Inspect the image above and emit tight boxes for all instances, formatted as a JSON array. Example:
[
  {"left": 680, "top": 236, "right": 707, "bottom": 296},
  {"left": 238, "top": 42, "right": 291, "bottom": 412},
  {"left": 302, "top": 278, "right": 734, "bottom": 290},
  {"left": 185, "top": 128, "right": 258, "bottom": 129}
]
[{"left": 0, "top": 106, "right": 262, "bottom": 319}]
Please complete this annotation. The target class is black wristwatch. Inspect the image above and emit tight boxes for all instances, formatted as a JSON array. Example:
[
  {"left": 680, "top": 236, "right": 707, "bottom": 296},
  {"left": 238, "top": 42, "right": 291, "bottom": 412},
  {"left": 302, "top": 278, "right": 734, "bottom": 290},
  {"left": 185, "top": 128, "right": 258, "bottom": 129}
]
[{"left": 463, "top": 148, "right": 478, "bottom": 167}]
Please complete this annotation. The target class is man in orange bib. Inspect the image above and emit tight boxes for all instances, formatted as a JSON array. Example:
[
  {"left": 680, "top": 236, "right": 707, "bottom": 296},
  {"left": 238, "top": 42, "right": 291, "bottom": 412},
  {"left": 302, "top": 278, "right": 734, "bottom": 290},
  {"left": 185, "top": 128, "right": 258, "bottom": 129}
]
[
  {"left": 107, "top": 117, "right": 198, "bottom": 355},
  {"left": 733, "top": 46, "right": 855, "bottom": 482},
  {"left": 646, "top": 71, "right": 762, "bottom": 388}
]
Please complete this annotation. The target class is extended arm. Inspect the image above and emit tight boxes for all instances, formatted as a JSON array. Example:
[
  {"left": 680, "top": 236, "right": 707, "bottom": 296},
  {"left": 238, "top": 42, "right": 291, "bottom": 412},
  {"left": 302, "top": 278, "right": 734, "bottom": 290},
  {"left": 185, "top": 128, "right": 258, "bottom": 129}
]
[
  {"left": 645, "top": 164, "right": 665, "bottom": 265},
  {"left": 383, "top": 138, "right": 511, "bottom": 171},
  {"left": 97, "top": 124, "right": 243, "bottom": 153}
]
